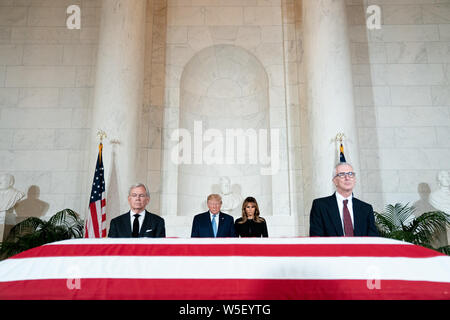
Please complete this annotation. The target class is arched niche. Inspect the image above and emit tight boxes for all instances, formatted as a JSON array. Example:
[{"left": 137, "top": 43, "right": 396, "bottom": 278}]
[{"left": 176, "top": 44, "right": 273, "bottom": 217}]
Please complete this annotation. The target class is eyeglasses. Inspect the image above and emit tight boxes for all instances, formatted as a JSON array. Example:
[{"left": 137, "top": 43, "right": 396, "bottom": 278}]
[
  {"left": 130, "top": 194, "right": 147, "bottom": 198},
  {"left": 335, "top": 172, "right": 356, "bottom": 179}
]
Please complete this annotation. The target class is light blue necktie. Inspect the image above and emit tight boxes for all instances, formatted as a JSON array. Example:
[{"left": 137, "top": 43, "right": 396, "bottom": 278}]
[{"left": 211, "top": 214, "right": 218, "bottom": 237}]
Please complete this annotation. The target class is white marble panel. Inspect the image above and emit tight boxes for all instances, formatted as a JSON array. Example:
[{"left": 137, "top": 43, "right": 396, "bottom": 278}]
[
  {"left": 11, "top": 27, "right": 80, "bottom": 44},
  {"left": 0, "top": 88, "right": 19, "bottom": 108},
  {"left": 51, "top": 171, "right": 84, "bottom": 194},
  {"left": 394, "top": 127, "right": 437, "bottom": 148},
  {"left": 205, "top": 7, "right": 243, "bottom": 26},
  {"left": 13, "top": 129, "right": 55, "bottom": 150},
  {"left": 167, "top": 7, "right": 205, "bottom": 26},
  {"left": 9, "top": 171, "right": 53, "bottom": 195},
  {"left": 436, "top": 127, "right": 450, "bottom": 147},
  {"left": 351, "top": 42, "right": 386, "bottom": 64},
  {"left": 386, "top": 42, "right": 427, "bottom": 64},
  {"left": 371, "top": 64, "right": 445, "bottom": 86},
  {"left": 59, "top": 88, "right": 90, "bottom": 108},
  {"left": 0, "top": 7, "right": 27, "bottom": 26},
  {"left": 5, "top": 66, "right": 76, "bottom": 87},
  {"left": 422, "top": 4, "right": 450, "bottom": 24},
  {"left": 0, "top": 108, "right": 72, "bottom": 128},
  {"left": 54, "top": 129, "right": 90, "bottom": 150},
  {"left": 0, "top": 150, "right": 68, "bottom": 171},
  {"left": 358, "top": 127, "right": 396, "bottom": 149},
  {"left": 0, "top": 44, "right": 23, "bottom": 65},
  {"left": 431, "top": 86, "right": 450, "bottom": 106},
  {"left": 439, "top": 25, "right": 450, "bottom": 41},
  {"left": 27, "top": 7, "right": 66, "bottom": 27},
  {"left": 426, "top": 42, "right": 450, "bottom": 63},
  {"left": 0, "top": 129, "right": 13, "bottom": 149},
  {"left": 370, "top": 25, "right": 439, "bottom": 42},
  {"left": 167, "top": 26, "right": 188, "bottom": 44},
  {"left": 375, "top": 106, "right": 450, "bottom": 127},
  {"left": 353, "top": 86, "right": 391, "bottom": 106},
  {"left": 382, "top": 5, "right": 423, "bottom": 25},
  {"left": 390, "top": 86, "right": 432, "bottom": 106},
  {"left": 361, "top": 170, "right": 400, "bottom": 193},
  {"left": 17, "top": 88, "right": 59, "bottom": 108},
  {"left": 23, "top": 44, "right": 63, "bottom": 65},
  {"left": 244, "top": 6, "right": 282, "bottom": 26},
  {"left": 63, "top": 45, "right": 97, "bottom": 65}
]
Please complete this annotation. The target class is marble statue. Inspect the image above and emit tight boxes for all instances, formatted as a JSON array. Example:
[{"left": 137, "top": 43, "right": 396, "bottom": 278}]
[
  {"left": 0, "top": 173, "right": 25, "bottom": 212},
  {"left": 429, "top": 170, "right": 450, "bottom": 214},
  {"left": 219, "top": 176, "right": 242, "bottom": 213}
]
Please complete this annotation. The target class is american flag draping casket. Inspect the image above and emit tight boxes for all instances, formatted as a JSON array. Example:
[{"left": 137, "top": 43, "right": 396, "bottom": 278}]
[{"left": 0, "top": 237, "right": 449, "bottom": 300}]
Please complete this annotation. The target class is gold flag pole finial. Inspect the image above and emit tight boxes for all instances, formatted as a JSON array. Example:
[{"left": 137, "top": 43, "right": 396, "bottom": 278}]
[
  {"left": 335, "top": 133, "right": 345, "bottom": 143},
  {"left": 97, "top": 130, "right": 107, "bottom": 144},
  {"left": 97, "top": 130, "right": 107, "bottom": 162}
]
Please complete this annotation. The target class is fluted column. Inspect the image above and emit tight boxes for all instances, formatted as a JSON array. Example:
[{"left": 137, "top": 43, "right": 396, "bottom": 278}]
[
  {"left": 303, "top": 0, "right": 361, "bottom": 199},
  {"left": 90, "top": 0, "right": 147, "bottom": 217}
]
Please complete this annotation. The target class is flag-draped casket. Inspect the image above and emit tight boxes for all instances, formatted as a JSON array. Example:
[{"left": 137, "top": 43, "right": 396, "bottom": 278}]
[{"left": 0, "top": 237, "right": 449, "bottom": 300}]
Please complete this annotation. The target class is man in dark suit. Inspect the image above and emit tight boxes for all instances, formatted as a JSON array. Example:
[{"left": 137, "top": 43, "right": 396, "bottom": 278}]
[
  {"left": 309, "top": 163, "right": 379, "bottom": 237},
  {"left": 191, "top": 194, "right": 236, "bottom": 238},
  {"left": 108, "top": 183, "right": 165, "bottom": 238}
]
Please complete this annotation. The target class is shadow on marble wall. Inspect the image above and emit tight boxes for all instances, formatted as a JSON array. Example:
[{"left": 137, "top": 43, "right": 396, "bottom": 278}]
[
  {"left": 413, "top": 182, "right": 449, "bottom": 248},
  {"left": 14, "top": 185, "right": 49, "bottom": 220},
  {"left": 106, "top": 146, "right": 120, "bottom": 226},
  {"left": 347, "top": 0, "right": 383, "bottom": 210}
]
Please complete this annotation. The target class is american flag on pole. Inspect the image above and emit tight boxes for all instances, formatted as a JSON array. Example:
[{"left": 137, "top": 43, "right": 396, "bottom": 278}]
[{"left": 84, "top": 143, "right": 106, "bottom": 238}]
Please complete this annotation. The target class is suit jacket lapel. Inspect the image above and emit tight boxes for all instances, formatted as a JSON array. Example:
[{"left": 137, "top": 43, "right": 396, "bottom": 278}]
[
  {"left": 329, "top": 194, "right": 344, "bottom": 236},
  {"left": 216, "top": 212, "right": 225, "bottom": 237},
  {"left": 140, "top": 211, "right": 152, "bottom": 237},
  {"left": 352, "top": 198, "right": 362, "bottom": 236},
  {"left": 123, "top": 212, "right": 132, "bottom": 236}
]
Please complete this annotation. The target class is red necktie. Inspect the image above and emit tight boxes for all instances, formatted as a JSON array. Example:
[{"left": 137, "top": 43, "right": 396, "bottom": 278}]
[{"left": 343, "top": 200, "right": 354, "bottom": 237}]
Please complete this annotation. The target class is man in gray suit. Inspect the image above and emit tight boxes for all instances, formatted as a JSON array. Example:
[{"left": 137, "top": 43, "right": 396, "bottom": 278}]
[{"left": 108, "top": 183, "right": 165, "bottom": 238}]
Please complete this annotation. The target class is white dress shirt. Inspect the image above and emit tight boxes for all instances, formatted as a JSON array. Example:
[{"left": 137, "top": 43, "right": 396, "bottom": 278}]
[
  {"left": 130, "top": 209, "right": 145, "bottom": 232},
  {"left": 335, "top": 192, "right": 354, "bottom": 230}
]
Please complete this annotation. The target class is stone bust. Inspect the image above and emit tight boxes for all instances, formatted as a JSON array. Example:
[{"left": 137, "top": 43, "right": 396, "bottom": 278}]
[
  {"left": 0, "top": 173, "right": 25, "bottom": 212},
  {"left": 429, "top": 170, "right": 450, "bottom": 214},
  {"left": 219, "top": 176, "right": 242, "bottom": 212}
]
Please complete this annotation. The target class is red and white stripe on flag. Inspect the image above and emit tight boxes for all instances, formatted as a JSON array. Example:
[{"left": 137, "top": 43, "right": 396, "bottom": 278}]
[
  {"left": 0, "top": 237, "right": 449, "bottom": 300},
  {"left": 84, "top": 143, "right": 106, "bottom": 238}
]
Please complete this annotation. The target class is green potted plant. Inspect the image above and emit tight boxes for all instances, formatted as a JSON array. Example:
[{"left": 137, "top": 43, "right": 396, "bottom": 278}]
[
  {"left": 375, "top": 203, "right": 450, "bottom": 255},
  {"left": 0, "top": 208, "right": 84, "bottom": 260}
]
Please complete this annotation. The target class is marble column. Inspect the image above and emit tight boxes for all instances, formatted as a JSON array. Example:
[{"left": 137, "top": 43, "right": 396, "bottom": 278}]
[
  {"left": 91, "top": 0, "right": 147, "bottom": 217},
  {"left": 302, "top": 0, "right": 361, "bottom": 200}
]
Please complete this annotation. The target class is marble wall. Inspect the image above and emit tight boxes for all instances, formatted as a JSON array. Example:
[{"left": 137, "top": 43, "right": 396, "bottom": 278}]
[
  {"left": 0, "top": 0, "right": 101, "bottom": 225},
  {"left": 346, "top": 0, "right": 450, "bottom": 218}
]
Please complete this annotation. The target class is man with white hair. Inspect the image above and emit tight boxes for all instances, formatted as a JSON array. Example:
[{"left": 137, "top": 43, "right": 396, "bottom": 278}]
[
  {"left": 0, "top": 173, "right": 24, "bottom": 212},
  {"left": 309, "top": 163, "right": 378, "bottom": 237},
  {"left": 108, "top": 183, "right": 165, "bottom": 238}
]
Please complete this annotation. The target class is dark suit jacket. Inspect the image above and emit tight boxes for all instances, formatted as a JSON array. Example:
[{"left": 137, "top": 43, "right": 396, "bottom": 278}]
[
  {"left": 309, "top": 193, "right": 379, "bottom": 237},
  {"left": 108, "top": 210, "right": 166, "bottom": 238},
  {"left": 191, "top": 211, "right": 236, "bottom": 238}
]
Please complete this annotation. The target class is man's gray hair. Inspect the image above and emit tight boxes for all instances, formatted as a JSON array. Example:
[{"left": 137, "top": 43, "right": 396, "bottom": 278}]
[
  {"left": 333, "top": 162, "right": 353, "bottom": 178},
  {"left": 128, "top": 183, "right": 150, "bottom": 197}
]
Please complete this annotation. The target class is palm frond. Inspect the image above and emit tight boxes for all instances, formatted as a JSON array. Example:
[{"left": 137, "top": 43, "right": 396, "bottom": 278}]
[
  {"left": 375, "top": 203, "right": 450, "bottom": 255},
  {"left": 0, "top": 208, "right": 84, "bottom": 260},
  {"left": 6, "top": 217, "right": 44, "bottom": 241}
]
